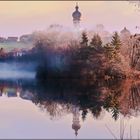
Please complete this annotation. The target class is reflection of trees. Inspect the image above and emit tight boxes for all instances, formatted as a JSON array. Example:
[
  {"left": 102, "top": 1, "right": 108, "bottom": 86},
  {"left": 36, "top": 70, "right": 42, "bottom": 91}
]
[
  {"left": 102, "top": 80, "right": 140, "bottom": 118},
  {"left": 0, "top": 79, "right": 140, "bottom": 121},
  {"left": 119, "top": 81, "right": 140, "bottom": 117},
  {"left": 103, "top": 92, "right": 120, "bottom": 120},
  {"left": 37, "top": 101, "right": 72, "bottom": 120},
  {"left": 129, "top": 83, "right": 140, "bottom": 111},
  {"left": 81, "top": 109, "right": 88, "bottom": 121},
  {"left": 98, "top": 79, "right": 123, "bottom": 120}
]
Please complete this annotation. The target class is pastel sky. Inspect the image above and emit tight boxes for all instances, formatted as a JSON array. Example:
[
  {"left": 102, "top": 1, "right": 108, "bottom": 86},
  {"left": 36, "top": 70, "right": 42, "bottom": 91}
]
[{"left": 0, "top": 1, "right": 139, "bottom": 37}]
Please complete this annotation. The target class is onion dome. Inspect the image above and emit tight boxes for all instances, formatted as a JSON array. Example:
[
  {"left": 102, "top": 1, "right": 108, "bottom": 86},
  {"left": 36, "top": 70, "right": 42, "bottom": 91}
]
[
  {"left": 72, "top": 123, "right": 81, "bottom": 136},
  {"left": 72, "top": 4, "right": 81, "bottom": 21}
]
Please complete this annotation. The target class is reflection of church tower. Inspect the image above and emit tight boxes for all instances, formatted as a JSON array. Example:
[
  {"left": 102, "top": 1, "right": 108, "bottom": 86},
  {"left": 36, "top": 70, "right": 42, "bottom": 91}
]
[
  {"left": 72, "top": 3, "right": 82, "bottom": 29},
  {"left": 72, "top": 106, "right": 81, "bottom": 137}
]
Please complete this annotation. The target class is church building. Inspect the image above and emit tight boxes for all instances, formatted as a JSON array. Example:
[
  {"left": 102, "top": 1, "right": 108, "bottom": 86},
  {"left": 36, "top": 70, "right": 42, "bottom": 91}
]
[{"left": 72, "top": 3, "right": 82, "bottom": 29}]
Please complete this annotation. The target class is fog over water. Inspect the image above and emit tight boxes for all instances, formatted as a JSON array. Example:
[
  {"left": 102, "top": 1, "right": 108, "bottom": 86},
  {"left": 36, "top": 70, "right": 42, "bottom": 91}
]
[{"left": 0, "top": 62, "right": 36, "bottom": 79}]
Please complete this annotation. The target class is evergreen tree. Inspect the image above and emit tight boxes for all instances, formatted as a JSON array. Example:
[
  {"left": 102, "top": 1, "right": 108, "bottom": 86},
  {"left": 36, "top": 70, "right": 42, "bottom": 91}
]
[
  {"left": 104, "top": 43, "right": 117, "bottom": 60},
  {"left": 80, "top": 32, "right": 88, "bottom": 47},
  {"left": 111, "top": 32, "right": 121, "bottom": 50},
  {"left": 90, "top": 34, "right": 102, "bottom": 48}
]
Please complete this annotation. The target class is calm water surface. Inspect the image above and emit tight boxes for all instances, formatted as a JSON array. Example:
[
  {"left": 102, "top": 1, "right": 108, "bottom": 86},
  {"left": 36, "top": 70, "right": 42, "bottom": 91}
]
[{"left": 0, "top": 63, "right": 140, "bottom": 139}]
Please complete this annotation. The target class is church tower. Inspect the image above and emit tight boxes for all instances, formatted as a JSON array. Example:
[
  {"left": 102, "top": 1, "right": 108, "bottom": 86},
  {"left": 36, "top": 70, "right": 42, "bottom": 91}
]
[{"left": 72, "top": 3, "right": 82, "bottom": 29}]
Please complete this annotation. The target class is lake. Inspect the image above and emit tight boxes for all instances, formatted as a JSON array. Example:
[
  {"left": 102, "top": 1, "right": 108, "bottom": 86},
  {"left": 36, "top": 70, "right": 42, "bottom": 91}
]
[{"left": 0, "top": 63, "right": 140, "bottom": 139}]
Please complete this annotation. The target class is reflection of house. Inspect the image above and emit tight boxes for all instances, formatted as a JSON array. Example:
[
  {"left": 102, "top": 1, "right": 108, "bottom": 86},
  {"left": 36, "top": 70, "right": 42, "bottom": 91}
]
[
  {"left": 72, "top": 106, "right": 81, "bottom": 136},
  {"left": 10, "top": 49, "right": 22, "bottom": 57},
  {"left": 20, "top": 91, "right": 34, "bottom": 101},
  {"left": 7, "top": 92, "right": 17, "bottom": 97},
  {"left": 2, "top": 88, "right": 17, "bottom": 97},
  {"left": 0, "top": 87, "right": 34, "bottom": 101},
  {"left": 9, "top": 48, "right": 28, "bottom": 57}
]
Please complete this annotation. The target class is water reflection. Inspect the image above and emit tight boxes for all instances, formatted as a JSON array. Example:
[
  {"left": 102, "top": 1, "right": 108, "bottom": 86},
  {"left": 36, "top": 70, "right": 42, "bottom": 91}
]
[{"left": 0, "top": 79, "right": 140, "bottom": 138}]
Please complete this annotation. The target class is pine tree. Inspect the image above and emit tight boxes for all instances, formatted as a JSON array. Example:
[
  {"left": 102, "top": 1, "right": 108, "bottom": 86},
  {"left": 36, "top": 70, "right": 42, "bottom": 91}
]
[
  {"left": 104, "top": 43, "right": 117, "bottom": 60},
  {"left": 90, "top": 34, "right": 102, "bottom": 48},
  {"left": 111, "top": 32, "right": 121, "bottom": 50},
  {"left": 80, "top": 32, "right": 88, "bottom": 47}
]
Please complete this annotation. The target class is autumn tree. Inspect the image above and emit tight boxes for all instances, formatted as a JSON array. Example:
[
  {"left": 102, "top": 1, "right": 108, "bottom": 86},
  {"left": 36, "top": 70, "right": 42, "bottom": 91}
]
[{"left": 130, "top": 34, "right": 140, "bottom": 69}]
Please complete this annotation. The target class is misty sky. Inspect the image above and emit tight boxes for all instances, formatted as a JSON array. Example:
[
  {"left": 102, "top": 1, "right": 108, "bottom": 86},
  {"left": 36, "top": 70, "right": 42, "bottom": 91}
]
[{"left": 0, "top": 1, "right": 140, "bottom": 37}]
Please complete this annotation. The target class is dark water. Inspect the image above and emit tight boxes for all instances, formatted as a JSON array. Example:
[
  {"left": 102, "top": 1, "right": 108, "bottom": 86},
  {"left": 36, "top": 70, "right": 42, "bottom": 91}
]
[{"left": 0, "top": 63, "right": 140, "bottom": 139}]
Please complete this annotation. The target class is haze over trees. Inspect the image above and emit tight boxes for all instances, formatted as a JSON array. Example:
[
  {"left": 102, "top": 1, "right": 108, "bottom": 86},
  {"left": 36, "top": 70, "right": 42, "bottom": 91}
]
[
  {"left": 31, "top": 28, "right": 140, "bottom": 81},
  {"left": 0, "top": 25, "right": 140, "bottom": 81}
]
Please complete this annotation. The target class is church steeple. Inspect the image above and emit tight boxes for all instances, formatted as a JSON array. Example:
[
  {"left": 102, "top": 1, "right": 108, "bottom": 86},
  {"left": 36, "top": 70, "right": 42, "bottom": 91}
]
[
  {"left": 72, "top": 106, "right": 81, "bottom": 137},
  {"left": 75, "top": 2, "right": 79, "bottom": 10},
  {"left": 72, "top": 2, "right": 82, "bottom": 28}
]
